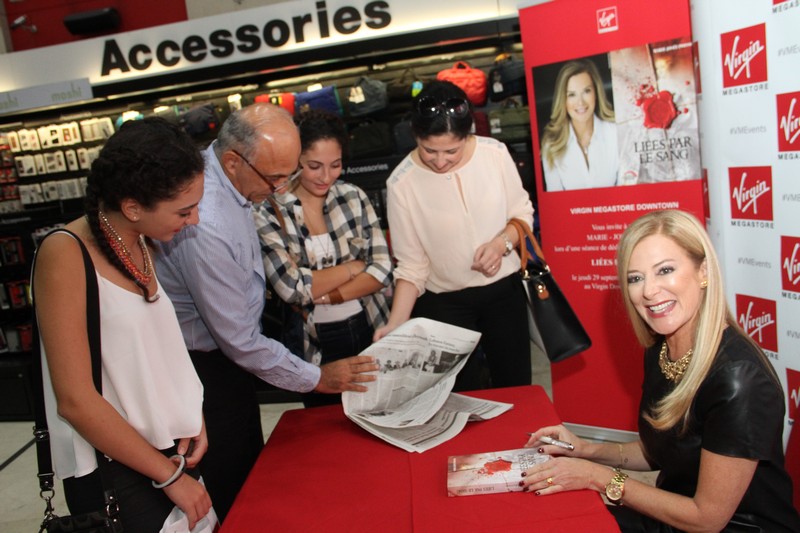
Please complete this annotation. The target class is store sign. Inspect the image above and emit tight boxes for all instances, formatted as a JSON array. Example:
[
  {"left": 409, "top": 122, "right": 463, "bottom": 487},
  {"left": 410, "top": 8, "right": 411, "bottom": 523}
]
[
  {"left": 736, "top": 294, "right": 777, "bottom": 352},
  {"left": 101, "top": 1, "right": 392, "bottom": 76},
  {"left": 783, "top": 236, "right": 800, "bottom": 296},
  {"left": 720, "top": 23, "right": 768, "bottom": 92},
  {"left": 777, "top": 91, "right": 800, "bottom": 155},
  {"left": 728, "top": 166, "right": 773, "bottom": 223},
  {"left": 0, "top": 79, "right": 92, "bottom": 116}
]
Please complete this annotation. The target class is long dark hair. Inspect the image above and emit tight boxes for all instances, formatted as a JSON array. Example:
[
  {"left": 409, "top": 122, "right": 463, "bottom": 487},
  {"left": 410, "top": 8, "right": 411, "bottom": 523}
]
[{"left": 84, "top": 117, "right": 204, "bottom": 300}]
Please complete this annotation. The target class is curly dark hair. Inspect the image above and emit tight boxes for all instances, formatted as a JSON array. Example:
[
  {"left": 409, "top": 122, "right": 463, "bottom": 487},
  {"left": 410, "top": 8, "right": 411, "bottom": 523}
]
[
  {"left": 410, "top": 80, "right": 474, "bottom": 140},
  {"left": 295, "top": 109, "right": 349, "bottom": 155},
  {"left": 84, "top": 117, "right": 204, "bottom": 300}
]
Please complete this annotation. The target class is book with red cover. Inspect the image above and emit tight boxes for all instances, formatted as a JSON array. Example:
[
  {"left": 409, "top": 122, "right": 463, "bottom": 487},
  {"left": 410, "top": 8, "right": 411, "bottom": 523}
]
[{"left": 447, "top": 448, "right": 550, "bottom": 497}]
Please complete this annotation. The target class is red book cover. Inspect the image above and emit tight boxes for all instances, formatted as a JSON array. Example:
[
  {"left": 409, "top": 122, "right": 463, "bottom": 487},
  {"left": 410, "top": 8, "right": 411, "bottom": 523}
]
[{"left": 447, "top": 448, "right": 550, "bottom": 497}]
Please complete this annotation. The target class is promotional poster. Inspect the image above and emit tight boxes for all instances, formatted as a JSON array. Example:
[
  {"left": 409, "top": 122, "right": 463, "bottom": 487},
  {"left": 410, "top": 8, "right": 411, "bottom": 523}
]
[{"left": 520, "top": 0, "right": 704, "bottom": 430}]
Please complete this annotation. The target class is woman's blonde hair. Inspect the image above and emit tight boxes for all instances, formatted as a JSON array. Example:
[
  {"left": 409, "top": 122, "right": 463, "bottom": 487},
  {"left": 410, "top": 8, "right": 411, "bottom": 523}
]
[
  {"left": 616, "top": 210, "right": 774, "bottom": 432},
  {"left": 540, "top": 59, "right": 615, "bottom": 169}
]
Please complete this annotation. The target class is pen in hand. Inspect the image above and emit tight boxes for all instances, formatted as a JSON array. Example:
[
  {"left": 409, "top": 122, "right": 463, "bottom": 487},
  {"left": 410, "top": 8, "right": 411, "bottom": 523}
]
[{"left": 528, "top": 433, "right": 575, "bottom": 451}]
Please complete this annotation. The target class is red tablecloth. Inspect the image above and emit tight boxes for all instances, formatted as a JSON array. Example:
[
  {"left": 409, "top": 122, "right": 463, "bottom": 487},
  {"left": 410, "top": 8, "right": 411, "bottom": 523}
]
[{"left": 220, "top": 385, "right": 620, "bottom": 532}]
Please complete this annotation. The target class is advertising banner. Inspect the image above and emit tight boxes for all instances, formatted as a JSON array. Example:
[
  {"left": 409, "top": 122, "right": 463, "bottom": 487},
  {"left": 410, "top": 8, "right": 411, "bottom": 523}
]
[
  {"left": 689, "top": 0, "right": 800, "bottom": 498},
  {"left": 519, "top": 0, "right": 704, "bottom": 430}
]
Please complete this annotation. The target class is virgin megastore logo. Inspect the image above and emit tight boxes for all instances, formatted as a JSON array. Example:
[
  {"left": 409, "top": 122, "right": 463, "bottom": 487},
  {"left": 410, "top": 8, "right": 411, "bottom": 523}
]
[
  {"left": 721, "top": 23, "right": 768, "bottom": 94},
  {"left": 729, "top": 166, "right": 773, "bottom": 227},
  {"left": 782, "top": 236, "right": 800, "bottom": 298},
  {"left": 787, "top": 369, "right": 800, "bottom": 422},
  {"left": 596, "top": 6, "right": 619, "bottom": 34},
  {"left": 736, "top": 294, "right": 777, "bottom": 353},
  {"left": 773, "top": 0, "right": 799, "bottom": 13},
  {"left": 778, "top": 91, "right": 800, "bottom": 158}
]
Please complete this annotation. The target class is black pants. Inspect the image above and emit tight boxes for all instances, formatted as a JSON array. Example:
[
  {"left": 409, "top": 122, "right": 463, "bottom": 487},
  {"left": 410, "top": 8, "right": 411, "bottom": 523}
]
[
  {"left": 303, "top": 309, "right": 373, "bottom": 408},
  {"left": 412, "top": 273, "right": 531, "bottom": 391},
  {"left": 63, "top": 444, "right": 198, "bottom": 532},
  {"left": 189, "top": 349, "right": 263, "bottom": 523}
]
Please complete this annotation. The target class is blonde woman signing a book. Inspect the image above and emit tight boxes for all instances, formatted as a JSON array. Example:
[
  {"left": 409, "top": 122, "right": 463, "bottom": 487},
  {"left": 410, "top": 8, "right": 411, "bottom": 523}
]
[
  {"left": 254, "top": 110, "right": 392, "bottom": 407},
  {"left": 522, "top": 210, "right": 800, "bottom": 532},
  {"left": 540, "top": 58, "right": 620, "bottom": 191}
]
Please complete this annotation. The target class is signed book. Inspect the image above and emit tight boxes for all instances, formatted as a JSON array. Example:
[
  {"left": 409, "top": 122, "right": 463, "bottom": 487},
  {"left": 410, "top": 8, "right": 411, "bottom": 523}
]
[{"left": 447, "top": 448, "right": 550, "bottom": 497}]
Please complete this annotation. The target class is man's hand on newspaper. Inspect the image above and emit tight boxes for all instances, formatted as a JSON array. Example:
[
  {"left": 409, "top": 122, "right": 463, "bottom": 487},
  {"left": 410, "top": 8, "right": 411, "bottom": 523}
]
[{"left": 315, "top": 355, "right": 379, "bottom": 394}]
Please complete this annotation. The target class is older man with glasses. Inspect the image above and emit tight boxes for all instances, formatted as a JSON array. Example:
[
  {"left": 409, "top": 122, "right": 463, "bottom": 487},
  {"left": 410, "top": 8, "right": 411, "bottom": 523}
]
[{"left": 155, "top": 103, "right": 378, "bottom": 522}]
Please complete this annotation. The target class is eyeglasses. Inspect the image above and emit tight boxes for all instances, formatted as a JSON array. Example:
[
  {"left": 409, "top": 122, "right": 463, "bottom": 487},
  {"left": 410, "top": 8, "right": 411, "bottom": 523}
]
[
  {"left": 231, "top": 149, "right": 301, "bottom": 193},
  {"left": 416, "top": 97, "right": 470, "bottom": 119}
]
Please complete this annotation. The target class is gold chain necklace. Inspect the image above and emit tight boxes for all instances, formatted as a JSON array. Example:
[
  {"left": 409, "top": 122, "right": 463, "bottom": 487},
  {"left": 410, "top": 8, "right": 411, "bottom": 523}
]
[{"left": 658, "top": 341, "right": 693, "bottom": 382}]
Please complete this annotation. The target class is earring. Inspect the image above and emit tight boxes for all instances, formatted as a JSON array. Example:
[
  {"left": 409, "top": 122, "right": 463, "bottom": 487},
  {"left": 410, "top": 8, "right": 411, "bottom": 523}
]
[{"left": 700, "top": 280, "right": 708, "bottom": 289}]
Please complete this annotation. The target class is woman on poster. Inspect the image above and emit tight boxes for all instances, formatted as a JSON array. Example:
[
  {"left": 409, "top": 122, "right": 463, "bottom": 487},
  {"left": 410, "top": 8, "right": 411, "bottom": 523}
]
[
  {"left": 540, "top": 58, "right": 620, "bottom": 191},
  {"left": 521, "top": 210, "right": 800, "bottom": 532}
]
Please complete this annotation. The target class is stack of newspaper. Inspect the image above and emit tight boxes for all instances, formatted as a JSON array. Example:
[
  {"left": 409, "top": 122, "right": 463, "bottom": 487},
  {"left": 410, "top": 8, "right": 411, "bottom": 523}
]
[{"left": 342, "top": 318, "right": 513, "bottom": 452}]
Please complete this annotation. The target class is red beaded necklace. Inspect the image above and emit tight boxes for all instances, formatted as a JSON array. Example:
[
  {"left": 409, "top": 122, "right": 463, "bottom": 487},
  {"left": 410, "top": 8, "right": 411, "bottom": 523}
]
[{"left": 97, "top": 210, "right": 154, "bottom": 287}]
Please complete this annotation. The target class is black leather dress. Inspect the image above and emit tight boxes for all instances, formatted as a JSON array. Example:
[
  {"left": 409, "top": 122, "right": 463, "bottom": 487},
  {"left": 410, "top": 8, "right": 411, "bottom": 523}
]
[{"left": 626, "top": 327, "right": 800, "bottom": 532}]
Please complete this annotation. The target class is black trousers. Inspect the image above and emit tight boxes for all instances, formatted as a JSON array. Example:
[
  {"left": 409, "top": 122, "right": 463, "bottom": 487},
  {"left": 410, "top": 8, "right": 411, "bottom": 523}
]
[
  {"left": 63, "top": 444, "right": 198, "bottom": 532},
  {"left": 412, "top": 273, "right": 531, "bottom": 391},
  {"left": 189, "top": 349, "right": 263, "bottom": 523}
]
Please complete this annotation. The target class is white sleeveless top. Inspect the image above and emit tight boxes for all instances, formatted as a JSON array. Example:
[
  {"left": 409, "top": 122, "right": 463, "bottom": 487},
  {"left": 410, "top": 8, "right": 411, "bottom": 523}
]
[{"left": 41, "top": 273, "right": 204, "bottom": 479}]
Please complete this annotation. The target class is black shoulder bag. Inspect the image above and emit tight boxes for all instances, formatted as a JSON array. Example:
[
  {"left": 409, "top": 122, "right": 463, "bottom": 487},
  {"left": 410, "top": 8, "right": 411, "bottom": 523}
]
[
  {"left": 31, "top": 229, "right": 123, "bottom": 533},
  {"left": 509, "top": 219, "right": 591, "bottom": 363}
]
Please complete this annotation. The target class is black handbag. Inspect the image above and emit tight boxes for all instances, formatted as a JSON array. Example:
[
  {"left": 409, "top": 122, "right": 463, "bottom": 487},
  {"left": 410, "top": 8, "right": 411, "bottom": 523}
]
[
  {"left": 31, "top": 230, "right": 123, "bottom": 532},
  {"left": 488, "top": 53, "right": 527, "bottom": 102},
  {"left": 347, "top": 76, "right": 388, "bottom": 117},
  {"left": 509, "top": 219, "right": 591, "bottom": 362},
  {"left": 348, "top": 120, "right": 394, "bottom": 159}
]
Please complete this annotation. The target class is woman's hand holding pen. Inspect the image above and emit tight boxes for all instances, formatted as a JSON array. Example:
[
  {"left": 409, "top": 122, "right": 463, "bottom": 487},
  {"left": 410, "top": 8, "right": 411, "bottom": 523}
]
[{"left": 525, "top": 424, "right": 581, "bottom": 456}]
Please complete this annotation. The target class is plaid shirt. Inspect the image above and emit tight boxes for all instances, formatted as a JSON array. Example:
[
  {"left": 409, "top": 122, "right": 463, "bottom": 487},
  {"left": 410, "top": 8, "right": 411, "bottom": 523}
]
[{"left": 253, "top": 181, "right": 392, "bottom": 364}]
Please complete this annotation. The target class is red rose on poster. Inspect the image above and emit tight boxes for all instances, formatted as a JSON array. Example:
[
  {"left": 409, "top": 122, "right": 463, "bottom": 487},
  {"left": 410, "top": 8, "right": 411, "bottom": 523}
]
[{"left": 640, "top": 90, "right": 678, "bottom": 129}]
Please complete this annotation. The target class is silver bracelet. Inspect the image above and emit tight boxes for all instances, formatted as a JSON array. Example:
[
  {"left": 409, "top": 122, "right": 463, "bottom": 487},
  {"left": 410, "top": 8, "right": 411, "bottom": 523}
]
[{"left": 152, "top": 454, "right": 186, "bottom": 489}]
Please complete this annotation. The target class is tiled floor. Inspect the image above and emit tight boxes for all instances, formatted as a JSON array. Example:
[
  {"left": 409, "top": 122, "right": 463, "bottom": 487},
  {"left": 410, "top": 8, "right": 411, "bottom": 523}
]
[{"left": 0, "top": 342, "right": 652, "bottom": 531}]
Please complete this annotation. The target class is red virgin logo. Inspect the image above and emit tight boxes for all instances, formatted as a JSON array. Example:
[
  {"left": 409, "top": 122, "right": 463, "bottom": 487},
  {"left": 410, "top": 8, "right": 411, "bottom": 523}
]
[
  {"left": 788, "top": 369, "right": 800, "bottom": 422},
  {"left": 729, "top": 166, "right": 773, "bottom": 220},
  {"left": 596, "top": 6, "right": 618, "bottom": 34},
  {"left": 777, "top": 92, "right": 800, "bottom": 152},
  {"left": 782, "top": 236, "right": 800, "bottom": 292},
  {"left": 736, "top": 294, "right": 777, "bottom": 352},
  {"left": 720, "top": 24, "right": 768, "bottom": 88}
]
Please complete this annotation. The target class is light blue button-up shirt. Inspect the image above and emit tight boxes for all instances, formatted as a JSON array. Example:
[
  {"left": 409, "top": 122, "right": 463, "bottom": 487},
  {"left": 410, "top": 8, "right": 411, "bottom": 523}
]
[{"left": 156, "top": 142, "right": 321, "bottom": 392}]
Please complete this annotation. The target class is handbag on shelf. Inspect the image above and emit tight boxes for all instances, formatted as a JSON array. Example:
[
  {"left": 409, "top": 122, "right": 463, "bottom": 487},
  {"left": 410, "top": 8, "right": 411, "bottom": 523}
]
[
  {"left": 31, "top": 230, "right": 123, "bottom": 533},
  {"left": 488, "top": 99, "right": 531, "bottom": 144},
  {"left": 508, "top": 219, "right": 591, "bottom": 363},
  {"left": 392, "top": 115, "right": 416, "bottom": 154},
  {"left": 295, "top": 85, "right": 343, "bottom": 115},
  {"left": 386, "top": 68, "right": 426, "bottom": 101},
  {"left": 347, "top": 76, "right": 388, "bottom": 117},
  {"left": 255, "top": 92, "right": 296, "bottom": 116},
  {"left": 436, "top": 61, "right": 488, "bottom": 106},
  {"left": 348, "top": 120, "right": 394, "bottom": 159},
  {"left": 488, "top": 53, "right": 527, "bottom": 102}
]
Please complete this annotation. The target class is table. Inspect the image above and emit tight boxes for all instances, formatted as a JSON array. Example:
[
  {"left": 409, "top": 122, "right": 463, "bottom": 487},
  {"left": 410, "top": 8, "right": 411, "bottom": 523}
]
[{"left": 220, "top": 385, "right": 620, "bottom": 532}]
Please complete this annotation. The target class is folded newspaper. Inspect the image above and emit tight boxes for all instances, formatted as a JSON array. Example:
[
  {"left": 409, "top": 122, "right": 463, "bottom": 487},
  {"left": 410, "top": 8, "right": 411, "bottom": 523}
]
[{"left": 342, "top": 318, "right": 513, "bottom": 453}]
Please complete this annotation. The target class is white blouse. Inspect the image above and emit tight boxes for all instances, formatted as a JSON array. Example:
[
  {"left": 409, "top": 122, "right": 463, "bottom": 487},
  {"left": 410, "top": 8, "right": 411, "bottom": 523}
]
[
  {"left": 543, "top": 117, "right": 620, "bottom": 191},
  {"left": 41, "top": 275, "right": 203, "bottom": 479},
  {"left": 386, "top": 136, "right": 534, "bottom": 296}
]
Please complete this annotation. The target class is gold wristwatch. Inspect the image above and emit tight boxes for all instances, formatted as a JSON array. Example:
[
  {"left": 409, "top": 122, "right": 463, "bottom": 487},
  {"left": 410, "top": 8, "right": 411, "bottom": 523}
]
[{"left": 605, "top": 468, "right": 629, "bottom": 505}]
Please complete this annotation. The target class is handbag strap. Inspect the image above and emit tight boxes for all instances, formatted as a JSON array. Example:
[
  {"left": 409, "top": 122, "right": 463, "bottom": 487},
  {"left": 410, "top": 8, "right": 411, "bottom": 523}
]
[
  {"left": 31, "top": 229, "right": 111, "bottom": 495},
  {"left": 508, "top": 218, "right": 549, "bottom": 272}
]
